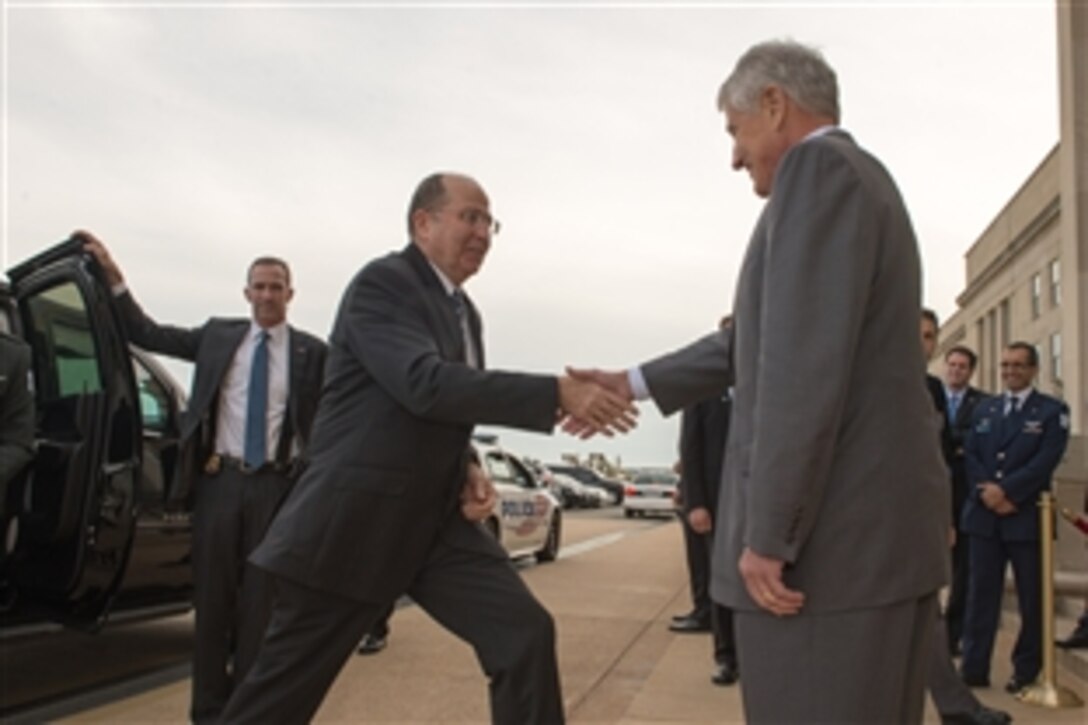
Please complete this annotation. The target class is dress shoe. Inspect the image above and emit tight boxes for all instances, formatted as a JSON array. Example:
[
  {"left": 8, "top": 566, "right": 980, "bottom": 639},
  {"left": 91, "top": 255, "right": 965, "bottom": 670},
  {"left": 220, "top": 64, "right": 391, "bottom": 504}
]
[
  {"left": 356, "top": 633, "right": 387, "bottom": 655},
  {"left": 671, "top": 609, "right": 708, "bottom": 624},
  {"left": 1055, "top": 624, "right": 1088, "bottom": 649},
  {"left": 940, "top": 704, "right": 1012, "bottom": 725},
  {"left": 1004, "top": 674, "right": 1033, "bottom": 694},
  {"left": 669, "top": 615, "right": 712, "bottom": 633},
  {"left": 959, "top": 672, "right": 989, "bottom": 688},
  {"left": 711, "top": 662, "right": 739, "bottom": 686}
]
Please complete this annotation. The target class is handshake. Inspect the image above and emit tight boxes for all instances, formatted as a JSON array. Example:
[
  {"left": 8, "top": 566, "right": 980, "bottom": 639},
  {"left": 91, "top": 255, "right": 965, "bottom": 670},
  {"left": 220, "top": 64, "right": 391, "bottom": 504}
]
[{"left": 556, "top": 367, "right": 638, "bottom": 439}]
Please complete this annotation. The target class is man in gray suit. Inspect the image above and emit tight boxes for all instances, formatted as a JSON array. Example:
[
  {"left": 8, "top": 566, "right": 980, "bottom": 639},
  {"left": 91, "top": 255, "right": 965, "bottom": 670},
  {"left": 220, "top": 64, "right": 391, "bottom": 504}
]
[
  {"left": 221, "top": 172, "right": 634, "bottom": 724},
  {"left": 570, "top": 40, "right": 948, "bottom": 722}
]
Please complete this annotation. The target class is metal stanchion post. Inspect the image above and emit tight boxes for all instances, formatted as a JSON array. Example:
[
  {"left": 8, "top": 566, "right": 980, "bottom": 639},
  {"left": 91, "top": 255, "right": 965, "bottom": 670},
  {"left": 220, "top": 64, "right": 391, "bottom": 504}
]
[{"left": 1016, "top": 492, "right": 1084, "bottom": 708}]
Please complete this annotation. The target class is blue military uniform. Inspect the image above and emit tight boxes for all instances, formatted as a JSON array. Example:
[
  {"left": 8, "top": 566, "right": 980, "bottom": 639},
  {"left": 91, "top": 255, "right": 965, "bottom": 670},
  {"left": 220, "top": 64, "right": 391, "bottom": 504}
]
[{"left": 960, "top": 389, "right": 1070, "bottom": 688}]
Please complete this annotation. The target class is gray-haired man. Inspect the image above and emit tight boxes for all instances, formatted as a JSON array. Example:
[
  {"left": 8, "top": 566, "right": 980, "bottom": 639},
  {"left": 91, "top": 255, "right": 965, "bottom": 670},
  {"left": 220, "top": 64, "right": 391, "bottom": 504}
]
[{"left": 571, "top": 40, "right": 948, "bottom": 723}]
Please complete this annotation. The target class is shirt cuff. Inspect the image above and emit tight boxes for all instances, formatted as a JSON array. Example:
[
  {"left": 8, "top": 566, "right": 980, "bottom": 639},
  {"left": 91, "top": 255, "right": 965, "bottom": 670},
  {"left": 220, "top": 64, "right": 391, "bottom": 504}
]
[
  {"left": 110, "top": 282, "right": 128, "bottom": 297},
  {"left": 627, "top": 367, "right": 651, "bottom": 401}
]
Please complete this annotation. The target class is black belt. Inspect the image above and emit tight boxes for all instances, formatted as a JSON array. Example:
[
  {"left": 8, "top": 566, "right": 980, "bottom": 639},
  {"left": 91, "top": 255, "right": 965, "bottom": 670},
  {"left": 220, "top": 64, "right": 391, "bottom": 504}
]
[{"left": 205, "top": 454, "right": 296, "bottom": 476}]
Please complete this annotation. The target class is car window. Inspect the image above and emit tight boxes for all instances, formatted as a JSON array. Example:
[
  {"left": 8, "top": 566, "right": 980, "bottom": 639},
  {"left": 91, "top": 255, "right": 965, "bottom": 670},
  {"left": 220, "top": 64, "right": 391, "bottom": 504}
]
[
  {"left": 506, "top": 456, "right": 536, "bottom": 489},
  {"left": 484, "top": 452, "right": 515, "bottom": 482},
  {"left": 132, "top": 356, "right": 171, "bottom": 433},
  {"left": 23, "top": 280, "right": 103, "bottom": 402}
]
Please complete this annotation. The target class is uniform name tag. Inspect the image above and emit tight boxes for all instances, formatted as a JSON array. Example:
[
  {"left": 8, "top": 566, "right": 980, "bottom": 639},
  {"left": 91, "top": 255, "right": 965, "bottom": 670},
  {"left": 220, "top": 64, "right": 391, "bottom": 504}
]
[{"left": 1023, "top": 420, "right": 1043, "bottom": 435}]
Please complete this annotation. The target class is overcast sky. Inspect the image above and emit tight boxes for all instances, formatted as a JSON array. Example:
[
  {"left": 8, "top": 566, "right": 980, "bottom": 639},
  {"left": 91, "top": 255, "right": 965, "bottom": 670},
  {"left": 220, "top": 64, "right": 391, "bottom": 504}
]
[{"left": 3, "top": 1, "right": 1061, "bottom": 466}]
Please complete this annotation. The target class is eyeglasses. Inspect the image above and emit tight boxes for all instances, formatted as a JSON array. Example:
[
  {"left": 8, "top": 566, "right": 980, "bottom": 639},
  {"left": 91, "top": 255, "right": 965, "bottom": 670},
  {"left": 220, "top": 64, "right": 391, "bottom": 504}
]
[
  {"left": 1000, "top": 362, "right": 1034, "bottom": 369},
  {"left": 456, "top": 208, "right": 501, "bottom": 235}
]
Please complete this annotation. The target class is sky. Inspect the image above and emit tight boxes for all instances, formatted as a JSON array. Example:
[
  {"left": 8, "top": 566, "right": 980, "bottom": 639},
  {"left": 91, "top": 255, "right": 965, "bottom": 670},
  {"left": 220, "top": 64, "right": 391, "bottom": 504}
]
[{"left": 2, "top": 0, "right": 1061, "bottom": 466}]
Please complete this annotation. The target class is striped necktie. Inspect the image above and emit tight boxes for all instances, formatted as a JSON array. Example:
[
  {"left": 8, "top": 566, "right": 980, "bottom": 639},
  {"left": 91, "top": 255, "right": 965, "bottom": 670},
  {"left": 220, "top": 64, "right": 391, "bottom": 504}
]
[{"left": 450, "top": 290, "right": 478, "bottom": 368}]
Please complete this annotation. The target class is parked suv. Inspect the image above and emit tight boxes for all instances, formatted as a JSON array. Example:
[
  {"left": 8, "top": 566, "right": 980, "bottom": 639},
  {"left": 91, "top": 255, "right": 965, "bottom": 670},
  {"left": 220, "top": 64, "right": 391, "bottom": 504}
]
[
  {"left": 1, "top": 239, "right": 194, "bottom": 631},
  {"left": 546, "top": 464, "right": 625, "bottom": 505}
]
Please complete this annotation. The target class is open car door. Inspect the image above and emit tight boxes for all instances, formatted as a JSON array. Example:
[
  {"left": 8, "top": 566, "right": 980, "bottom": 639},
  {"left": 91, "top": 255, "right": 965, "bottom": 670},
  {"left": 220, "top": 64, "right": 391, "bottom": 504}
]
[{"left": 5, "top": 238, "right": 141, "bottom": 630}]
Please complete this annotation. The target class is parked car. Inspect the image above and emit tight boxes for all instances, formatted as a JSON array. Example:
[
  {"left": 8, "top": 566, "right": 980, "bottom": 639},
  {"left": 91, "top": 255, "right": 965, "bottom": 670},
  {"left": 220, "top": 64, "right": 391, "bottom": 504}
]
[
  {"left": 1, "top": 238, "right": 195, "bottom": 631},
  {"left": 549, "top": 471, "right": 603, "bottom": 509},
  {"left": 546, "top": 464, "right": 625, "bottom": 505},
  {"left": 623, "top": 468, "right": 680, "bottom": 518},
  {"left": 473, "top": 436, "right": 562, "bottom": 563}
]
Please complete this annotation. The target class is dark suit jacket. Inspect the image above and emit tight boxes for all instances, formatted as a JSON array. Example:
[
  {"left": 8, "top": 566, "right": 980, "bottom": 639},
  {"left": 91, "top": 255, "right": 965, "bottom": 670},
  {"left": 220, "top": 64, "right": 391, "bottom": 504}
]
[
  {"left": 679, "top": 392, "right": 731, "bottom": 516},
  {"left": 250, "top": 243, "right": 559, "bottom": 604},
  {"left": 943, "top": 386, "right": 987, "bottom": 522},
  {"left": 113, "top": 291, "right": 327, "bottom": 463},
  {"left": 642, "top": 130, "right": 949, "bottom": 613},
  {"left": 0, "top": 333, "right": 35, "bottom": 491},
  {"left": 925, "top": 374, "right": 951, "bottom": 461},
  {"left": 961, "top": 390, "right": 1070, "bottom": 541}
]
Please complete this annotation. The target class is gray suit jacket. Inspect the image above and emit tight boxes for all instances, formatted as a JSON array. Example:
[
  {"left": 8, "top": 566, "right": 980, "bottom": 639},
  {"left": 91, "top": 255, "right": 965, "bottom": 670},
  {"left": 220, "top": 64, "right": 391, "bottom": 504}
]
[
  {"left": 251, "top": 243, "right": 559, "bottom": 603},
  {"left": 643, "top": 130, "right": 948, "bottom": 613}
]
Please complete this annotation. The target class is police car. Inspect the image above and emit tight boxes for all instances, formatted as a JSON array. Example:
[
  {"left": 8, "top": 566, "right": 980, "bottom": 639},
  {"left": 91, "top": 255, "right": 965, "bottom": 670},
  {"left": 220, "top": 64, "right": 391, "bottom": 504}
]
[{"left": 473, "top": 435, "right": 562, "bottom": 563}]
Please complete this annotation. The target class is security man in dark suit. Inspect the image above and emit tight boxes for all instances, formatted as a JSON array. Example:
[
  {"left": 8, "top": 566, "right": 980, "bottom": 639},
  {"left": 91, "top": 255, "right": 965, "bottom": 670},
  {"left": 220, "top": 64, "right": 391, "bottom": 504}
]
[
  {"left": 960, "top": 341, "right": 1070, "bottom": 694},
  {"left": 941, "top": 345, "right": 987, "bottom": 653},
  {"left": 921, "top": 312, "right": 1011, "bottom": 725},
  {"left": 678, "top": 361, "right": 739, "bottom": 687},
  {"left": 1, "top": 332, "right": 35, "bottom": 552},
  {"left": 220, "top": 173, "right": 634, "bottom": 724},
  {"left": 78, "top": 232, "right": 328, "bottom": 723}
]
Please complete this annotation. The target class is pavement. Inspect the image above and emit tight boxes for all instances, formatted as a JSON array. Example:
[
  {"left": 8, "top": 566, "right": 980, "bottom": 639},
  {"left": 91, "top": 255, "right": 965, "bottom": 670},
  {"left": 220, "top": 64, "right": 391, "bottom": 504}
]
[{"left": 51, "top": 515, "right": 1088, "bottom": 723}]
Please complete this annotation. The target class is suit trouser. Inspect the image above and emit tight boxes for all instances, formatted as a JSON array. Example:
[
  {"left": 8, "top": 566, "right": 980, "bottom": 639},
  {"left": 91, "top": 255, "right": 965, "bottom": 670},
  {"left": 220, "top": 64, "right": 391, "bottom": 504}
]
[
  {"left": 945, "top": 530, "right": 970, "bottom": 649},
  {"left": 191, "top": 467, "right": 292, "bottom": 722},
  {"left": 220, "top": 537, "right": 564, "bottom": 725},
  {"left": 927, "top": 609, "right": 981, "bottom": 717},
  {"left": 735, "top": 591, "right": 937, "bottom": 724},
  {"left": 679, "top": 511, "right": 711, "bottom": 618},
  {"left": 703, "top": 537, "right": 736, "bottom": 667},
  {"left": 961, "top": 535, "right": 1042, "bottom": 683}
]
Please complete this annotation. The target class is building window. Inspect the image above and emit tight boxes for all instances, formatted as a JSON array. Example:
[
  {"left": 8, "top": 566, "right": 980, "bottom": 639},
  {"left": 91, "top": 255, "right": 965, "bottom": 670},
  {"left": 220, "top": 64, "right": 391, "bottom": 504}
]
[
  {"left": 987, "top": 309, "right": 998, "bottom": 391},
  {"left": 1050, "top": 258, "right": 1061, "bottom": 307},
  {"left": 1031, "top": 273, "right": 1042, "bottom": 319},
  {"left": 999, "top": 298, "right": 1010, "bottom": 347},
  {"left": 976, "top": 318, "right": 986, "bottom": 390},
  {"left": 1051, "top": 332, "right": 1062, "bottom": 383}
]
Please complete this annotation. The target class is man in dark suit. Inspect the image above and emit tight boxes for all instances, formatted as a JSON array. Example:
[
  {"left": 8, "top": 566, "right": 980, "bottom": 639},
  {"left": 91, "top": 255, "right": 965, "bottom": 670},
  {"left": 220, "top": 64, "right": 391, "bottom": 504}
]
[
  {"left": 0, "top": 332, "right": 35, "bottom": 550},
  {"left": 678, "top": 353, "right": 738, "bottom": 687},
  {"left": 220, "top": 172, "right": 634, "bottom": 724},
  {"left": 920, "top": 316, "right": 1009, "bottom": 725},
  {"left": 941, "top": 344, "right": 987, "bottom": 651},
  {"left": 961, "top": 341, "right": 1070, "bottom": 694},
  {"left": 922, "top": 308, "right": 949, "bottom": 419},
  {"left": 670, "top": 481, "right": 713, "bottom": 633},
  {"left": 78, "top": 232, "right": 328, "bottom": 723},
  {"left": 570, "top": 40, "right": 948, "bottom": 723}
]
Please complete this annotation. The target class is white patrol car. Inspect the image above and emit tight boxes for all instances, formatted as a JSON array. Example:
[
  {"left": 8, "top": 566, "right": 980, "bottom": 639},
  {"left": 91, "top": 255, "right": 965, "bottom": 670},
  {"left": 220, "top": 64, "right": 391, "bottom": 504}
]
[{"left": 473, "top": 435, "right": 562, "bottom": 563}]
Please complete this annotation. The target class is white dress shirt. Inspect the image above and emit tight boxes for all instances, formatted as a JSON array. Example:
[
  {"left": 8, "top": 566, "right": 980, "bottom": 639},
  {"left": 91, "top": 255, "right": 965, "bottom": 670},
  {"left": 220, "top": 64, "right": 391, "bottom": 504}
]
[
  {"left": 215, "top": 321, "right": 290, "bottom": 460},
  {"left": 428, "top": 260, "right": 479, "bottom": 369},
  {"left": 1003, "top": 387, "right": 1033, "bottom": 416}
]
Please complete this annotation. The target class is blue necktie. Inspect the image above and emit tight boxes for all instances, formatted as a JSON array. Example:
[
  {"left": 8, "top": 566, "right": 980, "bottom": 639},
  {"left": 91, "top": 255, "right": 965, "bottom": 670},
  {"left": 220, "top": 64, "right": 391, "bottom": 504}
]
[
  {"left": 947, "top": 393, "right": 960, "bottom": 422},
  {"left": 244, "top": 331, "right": 270, "bottom": 468}
]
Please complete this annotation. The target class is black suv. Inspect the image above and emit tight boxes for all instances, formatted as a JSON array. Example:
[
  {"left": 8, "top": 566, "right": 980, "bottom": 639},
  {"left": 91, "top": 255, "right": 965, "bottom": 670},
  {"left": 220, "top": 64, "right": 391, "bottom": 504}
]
[{"left": 1, "top": 239, "right": 194, "bottom": 631}]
